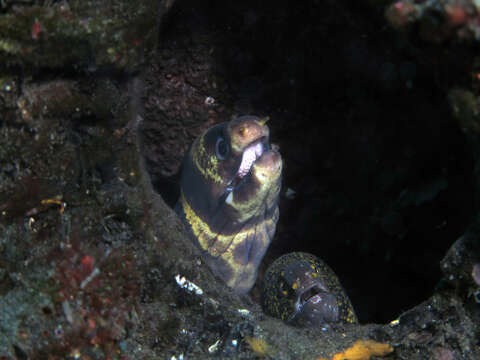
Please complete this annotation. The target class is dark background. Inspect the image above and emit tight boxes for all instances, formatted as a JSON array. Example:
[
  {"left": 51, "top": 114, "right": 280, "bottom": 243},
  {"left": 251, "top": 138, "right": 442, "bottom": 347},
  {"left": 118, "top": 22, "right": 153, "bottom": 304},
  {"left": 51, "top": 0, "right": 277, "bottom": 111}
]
[{"left": 154, "top": 0, "right": 475, "bottom": 324}]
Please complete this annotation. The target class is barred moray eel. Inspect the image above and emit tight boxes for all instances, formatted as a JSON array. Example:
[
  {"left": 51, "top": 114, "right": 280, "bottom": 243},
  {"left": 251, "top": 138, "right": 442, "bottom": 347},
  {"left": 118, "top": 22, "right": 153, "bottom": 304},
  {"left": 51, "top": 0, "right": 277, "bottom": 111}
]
[
  {"left": 262, "top": 252, "right": 358, "bottom": 327},
  {"left": 175, "top": 115, "right": 282, "bottom": 294}
]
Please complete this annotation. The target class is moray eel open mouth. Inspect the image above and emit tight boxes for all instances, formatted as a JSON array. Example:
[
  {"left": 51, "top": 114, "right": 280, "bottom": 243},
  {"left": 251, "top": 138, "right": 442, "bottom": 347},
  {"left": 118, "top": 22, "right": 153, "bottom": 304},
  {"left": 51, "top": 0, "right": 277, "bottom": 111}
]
[
  {"left": 176, "top": 115, "right": 282, "bottom": 294},
  {"left": 299, "top": 283, "right": 326, "bottom": 306},
  {"left": 291, "top": 281, "right": 340, "bottom": 326},
  {"left": 262, "top": 252, "right": 358, "bottom": 327},
  {"left": 228, "top": 137, "right": 269, "bottom": 190}
]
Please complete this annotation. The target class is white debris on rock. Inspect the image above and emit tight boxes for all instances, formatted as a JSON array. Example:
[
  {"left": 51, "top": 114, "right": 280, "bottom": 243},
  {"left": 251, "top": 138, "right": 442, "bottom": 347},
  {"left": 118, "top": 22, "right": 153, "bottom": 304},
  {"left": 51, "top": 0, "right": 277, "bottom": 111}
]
[
  {"left": 175, "top": 274, "right": 203, "bottom": 295},
  {"left": 208, "top": 339, "right": 221, "bottom": 353},
  {"left": 170, "top": 354, "right": 184, "bottom": 360},
  {"left": 237, "top": 308, "right": 250, "bottom": 317}
]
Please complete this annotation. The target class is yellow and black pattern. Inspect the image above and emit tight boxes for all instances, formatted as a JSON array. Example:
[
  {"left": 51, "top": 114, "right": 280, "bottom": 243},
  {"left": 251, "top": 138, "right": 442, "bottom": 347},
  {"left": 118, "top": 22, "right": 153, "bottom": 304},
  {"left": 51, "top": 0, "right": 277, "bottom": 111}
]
[
  {"left": 262, "top": 252, "right": 357, "bottom": 327},
  {"left": 176, "top": 115, "right": 282, "bottom": 294}
]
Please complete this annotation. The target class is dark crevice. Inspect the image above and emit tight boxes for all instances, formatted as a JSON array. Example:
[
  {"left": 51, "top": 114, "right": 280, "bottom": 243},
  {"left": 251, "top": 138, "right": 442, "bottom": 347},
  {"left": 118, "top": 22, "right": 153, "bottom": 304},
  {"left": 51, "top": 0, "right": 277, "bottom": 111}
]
[{"left": 149, "top": 0, "right": 475, "bottom": 324}]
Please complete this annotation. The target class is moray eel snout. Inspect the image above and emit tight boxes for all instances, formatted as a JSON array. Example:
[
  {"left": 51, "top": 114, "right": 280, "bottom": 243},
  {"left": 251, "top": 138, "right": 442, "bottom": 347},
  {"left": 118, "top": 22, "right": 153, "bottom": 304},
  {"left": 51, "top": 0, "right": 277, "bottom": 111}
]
[
  {"left": 262, "top": 252, "right": 358, "bottom": 327},
  {"left": 176, "top": 115, "right": 282, "bottom": 294},
  {"left": 285, "top": 261, "right": 340, "bottom": 326}
]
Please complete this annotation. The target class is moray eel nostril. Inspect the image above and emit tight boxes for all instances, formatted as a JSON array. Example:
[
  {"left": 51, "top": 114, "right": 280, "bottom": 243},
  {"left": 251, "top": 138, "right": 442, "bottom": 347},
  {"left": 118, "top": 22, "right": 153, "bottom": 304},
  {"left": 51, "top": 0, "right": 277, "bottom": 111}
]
[
  {"left": 262, "top": 252, "right": 358, "bottom": 327},
  {"left": 175, "top": 115, "right": 282, "bottom": 294}
]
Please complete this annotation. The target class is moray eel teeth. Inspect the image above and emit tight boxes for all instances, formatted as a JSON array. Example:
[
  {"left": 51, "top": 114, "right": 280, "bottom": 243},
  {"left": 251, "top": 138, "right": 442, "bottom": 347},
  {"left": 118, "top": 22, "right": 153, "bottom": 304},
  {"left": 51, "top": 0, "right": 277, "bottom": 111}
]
[
  {"left": 237, "top": 141, "right": 264, "bottom": 178},
  {"left": 176, "top": 115, "right": 282, "bottom": 294}
]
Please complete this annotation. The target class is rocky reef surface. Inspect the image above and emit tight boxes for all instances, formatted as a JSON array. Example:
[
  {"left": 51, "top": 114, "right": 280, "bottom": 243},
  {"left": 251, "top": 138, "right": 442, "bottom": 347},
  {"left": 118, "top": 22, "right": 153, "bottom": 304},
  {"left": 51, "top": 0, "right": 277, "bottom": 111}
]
[{"left": 0, "top": 0, "right": 479, "bottom": 359}]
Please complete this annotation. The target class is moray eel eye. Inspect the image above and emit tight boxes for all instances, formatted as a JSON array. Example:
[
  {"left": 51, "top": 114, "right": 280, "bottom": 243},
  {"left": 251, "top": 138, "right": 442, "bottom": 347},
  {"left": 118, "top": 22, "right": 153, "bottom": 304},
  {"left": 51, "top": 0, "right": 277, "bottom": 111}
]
[
  {"left": 262, "top": 252, "right": 358, "bottom": 327},
  {"left": 215, "top": 136, "right": 230, "bottom": 160},
  {"left": 175, "top": 115, "right": 282, "bottom": 294}
]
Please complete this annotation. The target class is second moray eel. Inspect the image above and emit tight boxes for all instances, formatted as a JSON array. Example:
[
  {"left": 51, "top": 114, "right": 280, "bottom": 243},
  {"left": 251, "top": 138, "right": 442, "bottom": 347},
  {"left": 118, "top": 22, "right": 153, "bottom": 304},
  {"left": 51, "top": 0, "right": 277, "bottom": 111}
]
[
  {"left": 262, "top": 252, "right": 358, "bottom": 327},
  {"left": 175, "top": 115, "right": 282, "bottom": 294}
]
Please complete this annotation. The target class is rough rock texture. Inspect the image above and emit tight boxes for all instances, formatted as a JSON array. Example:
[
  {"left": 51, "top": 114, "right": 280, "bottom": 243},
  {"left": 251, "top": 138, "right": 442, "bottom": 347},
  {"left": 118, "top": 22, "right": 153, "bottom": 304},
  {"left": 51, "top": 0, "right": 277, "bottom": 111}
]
[{"left": 0, "top": 0, "right": 479, "bottom": 359}]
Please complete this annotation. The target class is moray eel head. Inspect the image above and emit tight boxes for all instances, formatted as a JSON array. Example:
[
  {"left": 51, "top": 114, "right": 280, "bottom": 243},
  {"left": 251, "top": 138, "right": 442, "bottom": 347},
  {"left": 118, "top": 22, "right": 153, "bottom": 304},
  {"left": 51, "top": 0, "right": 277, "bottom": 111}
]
[
  {"left": 262, "top": 252, "right": 358, "bottom": 327},
  {"left": 176, "top": 115, "right": 282, "bottom": 294}
]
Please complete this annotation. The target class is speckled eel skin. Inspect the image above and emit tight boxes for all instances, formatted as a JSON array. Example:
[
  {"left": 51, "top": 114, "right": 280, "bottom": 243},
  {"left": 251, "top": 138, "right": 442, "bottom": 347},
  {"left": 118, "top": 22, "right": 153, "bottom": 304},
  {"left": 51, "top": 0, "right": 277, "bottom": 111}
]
[
  {"left": 262, "top": 252, "right": 358, "bottom": 327},
  {"left": 175, "top": 115, "right": 282, "bottom": 294}
]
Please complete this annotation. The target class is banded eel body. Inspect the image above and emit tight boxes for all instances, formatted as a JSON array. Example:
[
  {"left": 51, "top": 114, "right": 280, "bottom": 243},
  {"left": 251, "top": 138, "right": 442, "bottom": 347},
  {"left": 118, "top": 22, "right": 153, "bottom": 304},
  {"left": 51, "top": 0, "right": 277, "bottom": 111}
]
[{"left": 176, "top": 115, "right": 282, "bottom": 294}]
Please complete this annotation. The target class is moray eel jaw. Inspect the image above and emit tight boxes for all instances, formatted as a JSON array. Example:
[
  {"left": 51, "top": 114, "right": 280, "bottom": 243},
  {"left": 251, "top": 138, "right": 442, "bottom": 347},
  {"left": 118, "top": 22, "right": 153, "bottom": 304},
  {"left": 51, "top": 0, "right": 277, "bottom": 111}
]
[
  {"left": 261, "top": 252, "right": 358, "bottom": 327},
  {"left": 237, "top": 141, "right": 265, "bottom": 178},
  {"left": 224, "top": 117, "right": 276, "bottom": 191},
  {"left": 290, "top": 280, "right": 340, "bottom": 327},
  {"left": 225, "top": 149, "right": 282, "bottom": 223},
  {"left": 252, "top": 149, "right": 282, "bottom": 183},
  {"left": 283, "top": 259, "right": 340, "bottom": 326},
  {"left": 226, "top": 136, "right": 269, "bottom": 191},
  {"left": 176, "top": 115, "right": 282, "bottom": 294},
  {"left": 295, "top": 291, "right": 339, "bottom": 327}
]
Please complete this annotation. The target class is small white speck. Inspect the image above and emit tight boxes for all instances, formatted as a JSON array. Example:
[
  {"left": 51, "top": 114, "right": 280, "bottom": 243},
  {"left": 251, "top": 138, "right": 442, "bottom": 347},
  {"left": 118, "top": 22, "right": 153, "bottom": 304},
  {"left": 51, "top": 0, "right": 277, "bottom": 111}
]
[
  {"left": 204, "top": 96, "right": 215, "bottom": 106},
  {"left": 285, "top": 187, "right": 296, "bottom": 199},
  {"left": 62, "top": 300, "right": 74, "bottom": 324},
  {"left": 208, "top": 339, "right": 221, "bottom": 353},
  {"left": 80, "top": 267, "right": 100, "bottom": 289},
  {"left": 231, "top": 339, "right": 238, "bottom": 347},
  {"left": 175, "top": 274, "right": 203, "bottom": 295},
  {"left": 225, "top": 191, "right": 233, "bottom": 204},
  {"left": 390, "top": 318, "right": 400, "bottom": 326},
  {"left": 449, "top": 275, "right": 455, "bottom": 281},
  {"left": 237, "top": 308, "right": 250, "bottom": 317},
  {"left": 5, "top": 84, "right": 11, "bottom": 91}
]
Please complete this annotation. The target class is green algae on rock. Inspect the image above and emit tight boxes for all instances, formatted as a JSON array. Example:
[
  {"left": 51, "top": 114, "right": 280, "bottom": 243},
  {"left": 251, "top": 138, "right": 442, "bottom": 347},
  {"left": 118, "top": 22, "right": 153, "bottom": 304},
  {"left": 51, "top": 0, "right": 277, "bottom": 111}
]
[{"left": 0, "top": 0, "right": 161, "bottom": 71}]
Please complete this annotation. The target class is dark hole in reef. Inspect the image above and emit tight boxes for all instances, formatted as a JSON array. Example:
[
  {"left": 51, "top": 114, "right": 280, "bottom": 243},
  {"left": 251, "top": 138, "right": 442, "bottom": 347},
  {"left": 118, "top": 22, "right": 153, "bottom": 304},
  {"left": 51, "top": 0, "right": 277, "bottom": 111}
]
[
  {"left": 41, "top": 306, "right": 53, "bottom": 315},
  {"left": 151, "top": 173, "right": 180, "bottom": 209},
  {"left": 148, "top": 0, "right": 475, "bottom": 323},
  {"left": 13, "top": 344, "right": 28, "bottom": 360}
]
